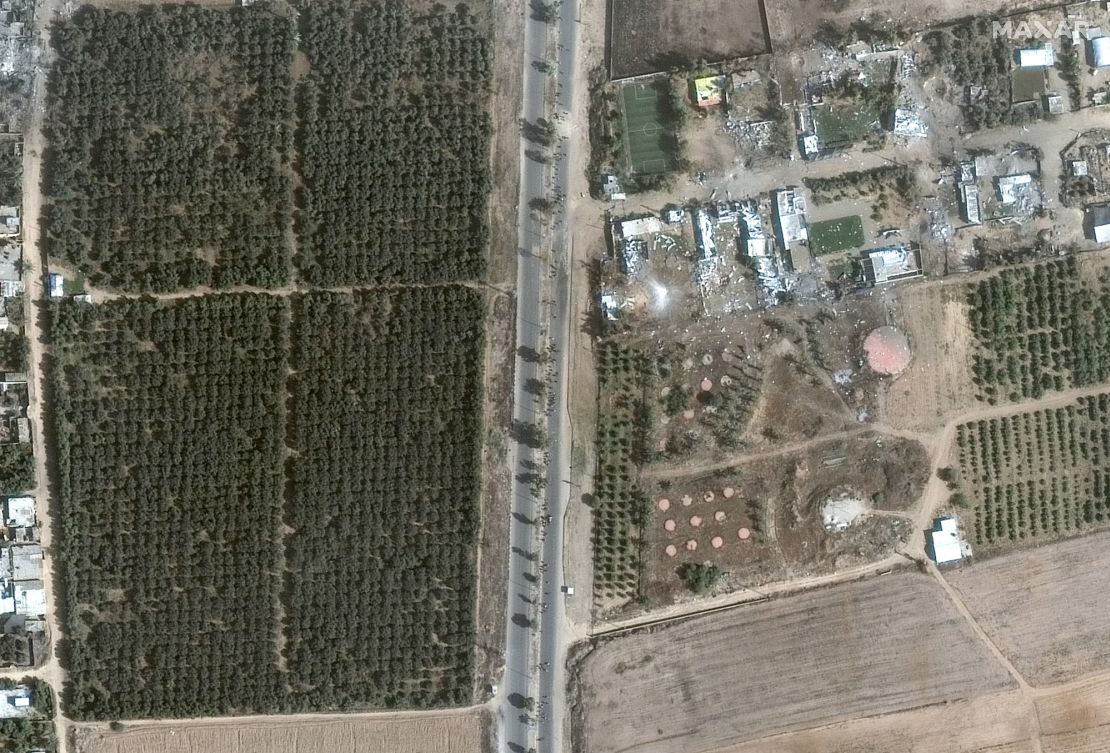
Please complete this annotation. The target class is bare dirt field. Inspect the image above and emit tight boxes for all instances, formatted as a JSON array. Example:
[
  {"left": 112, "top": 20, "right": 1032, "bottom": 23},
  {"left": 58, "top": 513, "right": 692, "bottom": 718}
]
[
  {"left": 881, "top": 280, "right": 976, "bottom": 432},
  {"left": 608, "top": 0, "right": 768, "bottom": 79},
  {"left": 640, "top": 432, "right": 927, "bottom": 604},
  {"left": 713, "top": 687, "right": 1036, "bottom": 753},
  {"left": 946, "top": 531, "right": 1110, "bottom": 687},
  {"left": 763, "top": 0, "right": 1053, "bottom": 54},
  {"left": 74, "top": 712, "right": 486, "bottom": 753},
  {"left": 572, "top": 572, "right": 1015, "bottom": 753}
]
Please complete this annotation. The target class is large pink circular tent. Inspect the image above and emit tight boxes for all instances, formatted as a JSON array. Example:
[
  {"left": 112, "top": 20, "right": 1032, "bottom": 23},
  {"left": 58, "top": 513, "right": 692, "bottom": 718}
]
[{"left": 863, "top": 326, "right": 912, "bottom": 376}]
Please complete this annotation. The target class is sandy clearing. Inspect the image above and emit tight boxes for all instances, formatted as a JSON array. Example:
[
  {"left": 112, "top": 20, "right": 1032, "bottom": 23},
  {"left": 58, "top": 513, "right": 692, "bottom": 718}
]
[
  {"left": 946, "top": 532, "right": 1110, "bottom": 687},
  {"left": 573, "top": 572, "right": 1015, "bottom": 753},
  {"left": 76, "top": 712, "right": 486, "bottom": 753}
]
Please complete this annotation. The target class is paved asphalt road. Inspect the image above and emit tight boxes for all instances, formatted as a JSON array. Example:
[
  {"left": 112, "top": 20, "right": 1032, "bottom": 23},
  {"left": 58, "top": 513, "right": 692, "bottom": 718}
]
[{"left": 497, "top": 0, "right": 579, "bottom": 751}]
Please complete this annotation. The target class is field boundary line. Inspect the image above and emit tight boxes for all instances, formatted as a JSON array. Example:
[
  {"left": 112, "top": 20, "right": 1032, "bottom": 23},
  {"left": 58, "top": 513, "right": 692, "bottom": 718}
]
[{"left": 589, "top": 557, "right": 909, "bottom": 637}]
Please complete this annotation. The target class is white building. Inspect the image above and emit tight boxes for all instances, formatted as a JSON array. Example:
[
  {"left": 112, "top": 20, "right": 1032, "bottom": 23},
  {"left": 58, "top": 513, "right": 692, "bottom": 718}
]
[
  {"left": 997, "top": 173, "right": 1033, "bottom": 205},
  {"left": 0, "top": 686, "right": 32, "bottom": 718},
  {"left": 960, "top": 183, "right": 982, "bottom": 225},
  {"left": 1090, "top": 35, "right": 1110, "bottom": 68},
  {"left": 619, "top": 216, "right": 661, "bottom": 239},
  {"left": 14, "top": 580, "right": 45, "bottom": 617},
  {"left": 1016, "top": 45, "right": 1055, "bottom": 68},
  {"left": 1090, "top": 205, "right": 1110, "bottom": 244},
  {"left": 861, "top": 245, "right": 923, "bottom": 284},
  {"left": 772, "top": 188, "right": 808, "bottom": 250},
  {"left": 929, "top": 517, "right": 965, "bottom": 564},
  {"left": 10, "top": 544, "right": 41, "bottom": 581},
  {"left": 4, "top": 496, "right": 33, "bottom": 529}
]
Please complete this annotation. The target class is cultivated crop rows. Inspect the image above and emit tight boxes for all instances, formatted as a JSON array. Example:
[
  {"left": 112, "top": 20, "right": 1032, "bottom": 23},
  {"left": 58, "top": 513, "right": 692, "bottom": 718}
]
[
  {"left": 593, "top": 342, "right": 649, "bottom": 604},
  {"left": 53, "top": 289, "right": 486, "bottom": 718},
  {"left": 955, "top": 393, "right": 1110, "bottom": 550},
  {"left": 968, "top": 257, "right": 1110, "bottom": 402},
  {"left": 44, "top": 0, "right": 493, "bottom": 293}
]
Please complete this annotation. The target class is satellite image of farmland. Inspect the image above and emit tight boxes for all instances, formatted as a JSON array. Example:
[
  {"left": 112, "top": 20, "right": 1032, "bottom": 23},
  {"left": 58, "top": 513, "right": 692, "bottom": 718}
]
[{"left": 0, "top": 0, "right": 1106, "bottom": 751}]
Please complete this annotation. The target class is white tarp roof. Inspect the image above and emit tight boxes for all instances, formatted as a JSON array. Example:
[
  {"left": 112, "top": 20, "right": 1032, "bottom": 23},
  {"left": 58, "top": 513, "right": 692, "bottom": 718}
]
[
  {"left": 1017, "top": 46, "right": 1054, "bottom": 67},
  {"left": 930, "top": 517, "right": 964, "bottom": 564}
]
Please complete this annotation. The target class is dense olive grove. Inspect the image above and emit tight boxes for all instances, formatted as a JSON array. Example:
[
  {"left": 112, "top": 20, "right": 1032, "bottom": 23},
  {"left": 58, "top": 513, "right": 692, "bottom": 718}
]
[
  {"left": 296, "top": 0, "right": 492, "bottom": 285},
  {"left": 43, "top": 6, "right": 295, "bottom": 292}
]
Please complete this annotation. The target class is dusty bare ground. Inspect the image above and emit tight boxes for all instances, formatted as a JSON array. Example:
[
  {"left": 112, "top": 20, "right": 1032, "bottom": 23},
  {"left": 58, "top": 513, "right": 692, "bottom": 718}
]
[
  {"left": 609, "top": 0, "right": 768, "bottom": 79},
  {"left": 881, "top": 280, "right": 977, "bottom": 432},
  {"left": 74, "top": 711, "right": 486, "bottom": 753},
  {"left": 572, "top": 572, "right": 1015, "bottom": 753},
  {"left": 1038, "top": 675, "right": 1110, "bottom": 741},
  {"left": 709, "top": 687, "right": 1037, "bottom": 753},
  {"left": 763, "top": 0, "right": 1052, "bottom": 54},
  {"left": 945, "top": 531, "right": 1110, "bottom": 688},
  {"left": 469, "top": 0, "right": 523, "bottom": 698},
  {"left": 474, "top": 291, "right": 514, "bottom": 699}
]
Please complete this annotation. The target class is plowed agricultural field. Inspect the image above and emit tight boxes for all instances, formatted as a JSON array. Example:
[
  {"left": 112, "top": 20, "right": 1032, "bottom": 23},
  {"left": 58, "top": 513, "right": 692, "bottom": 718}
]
[
  {"left": 572, "top": 573, "right": 1014, "bottom": 753},
  {"left": 76, "top": 712, "right": 484, "bottom": 753},
  {"left": 713, "top": 687, "right": 1036, "bottom": 753},
  {"left": 947, "top": 531, "right": 1110, "bottom": 686}
]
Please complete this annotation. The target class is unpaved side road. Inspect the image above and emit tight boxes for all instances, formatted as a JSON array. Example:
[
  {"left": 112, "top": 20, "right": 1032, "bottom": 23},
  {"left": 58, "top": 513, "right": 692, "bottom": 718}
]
[{"left": 21, "top": 0, "right": 69, "bottom": 749}]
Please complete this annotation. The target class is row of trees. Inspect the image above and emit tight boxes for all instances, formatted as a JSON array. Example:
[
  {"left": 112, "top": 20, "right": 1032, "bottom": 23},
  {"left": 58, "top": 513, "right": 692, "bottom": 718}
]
[
  {"left": 45, "top": 6, "right": 296, "bottom": 292},
  {"left": 803, "top": 164, "right": 912, "bottom": 205},
  {"left": 955, "top": 395, "right": 1110, "bottom": 548},
  {"left": 295, "top": 0, "right": 492, "bottom": 286},
  {"left": 593, "top": 342, "right": 649, "bottom": 604},
  {"left": 283, "top": 288, "right": 485, "bottom": 709},
  {"left": 967, "top": 257, "right": 1110, "bottom": 401}
]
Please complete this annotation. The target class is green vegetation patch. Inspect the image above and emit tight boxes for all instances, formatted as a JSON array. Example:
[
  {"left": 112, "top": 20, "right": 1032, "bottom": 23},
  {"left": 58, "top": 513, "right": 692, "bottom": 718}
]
[
  {"left": 1011, "top": 68, "right": 1046, "bottom": 104},
  {"left": 53, "top": 295, "right": 289, "bottom": 719},
  {"left": 967, "top": 257, "right": 1110, "bottom": 403},
  {"left": 44, "top": 6, "right": 296, "bottom": 292},
  {"left": 619, "top": 81, "right": 677, "bottom": 175},
  {"left": 956, "top": 393, "right": 1110, "bottom": 554},
  {"left": 811, "top": 100, "right": 881, "bottom": 149},
  {"left": 593, "top": 341, "right": 651, "bottom": 605},
  {"left": 805, "top": 165, "right": 912, "bottom": 204},
  {"left": 0, "top": 444, "right": 32, "bottom": 494},
  {"left": 284, "top": 288, "right": 485, "bottom": 708},
  {"left": 808, "top": 215, "right": 865, "bottom": 255},
  {"left": 923, "top": 17, "right": 1016, "bottom": 131},
  {"left": 296, "top": 1, "right": 492, "bottom": 286},
  {"left": 0, "top": 678, "right": 56, "bottom": 752}
]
